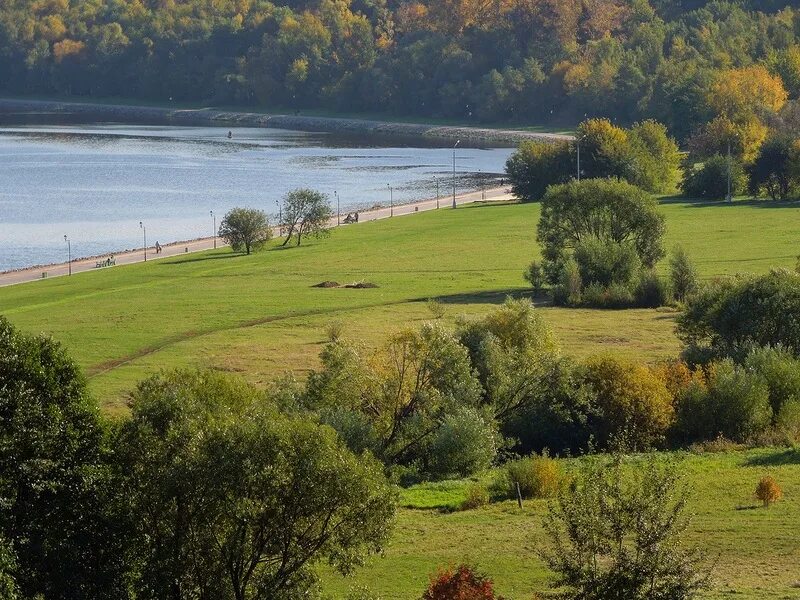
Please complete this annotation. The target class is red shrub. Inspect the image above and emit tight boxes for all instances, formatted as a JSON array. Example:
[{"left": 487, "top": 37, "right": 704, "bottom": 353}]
[{"left": 422, "top": 564, "right": 502, "bottom": 600}]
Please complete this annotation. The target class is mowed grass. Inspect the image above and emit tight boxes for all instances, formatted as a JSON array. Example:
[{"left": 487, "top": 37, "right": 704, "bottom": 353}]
[
  {"left": 1, "top": 198, "right": 800, "bottom": 411},
  {"left": 321, "top": 448, "right": 800, "bottom": 600}
]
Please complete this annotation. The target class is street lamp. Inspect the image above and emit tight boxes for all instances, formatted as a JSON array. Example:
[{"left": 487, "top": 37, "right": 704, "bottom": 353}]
[
  {"left": 139, "top": 221, "right": 147, "bottom": 262},
  {"left": 387, "top": 184, "right": 393, "bottom": 217},
  {"left": 210, "top": 210, "right": 216, "bottom": 249},
  {"left": 434, "top": 175, "right": 440, "bottom": 209},
  {"left": 452, "top": 140, "right": 460, "bottom": 208},
  {"left": 335, "top": 190, "right": 340, "bottom": 225},
  {"left": 276, "top": 199, "right": 282, "bottom": 235},
  {"left": 64, "top": 235, "right": 71, "bottom": 276}
]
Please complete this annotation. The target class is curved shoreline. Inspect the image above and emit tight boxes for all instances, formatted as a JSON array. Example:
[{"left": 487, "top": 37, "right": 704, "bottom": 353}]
[
  {"left": 0, "top": 186, "right": 515, "bottom": 287},
  {"left": 0, "top": 98, "right": 572, "bottom": 145}
]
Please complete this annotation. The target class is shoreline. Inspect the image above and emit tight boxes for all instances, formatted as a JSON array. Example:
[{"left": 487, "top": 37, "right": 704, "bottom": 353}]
[
  {"left": 0, "top": 98, "right": 572, "bottom": 145},
  {"left": 0, "top": 186, "right": 515, "bottom": 287}
]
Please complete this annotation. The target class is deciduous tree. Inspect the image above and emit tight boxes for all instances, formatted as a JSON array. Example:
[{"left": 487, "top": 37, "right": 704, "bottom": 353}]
[{"left": 219, "top": 207, "right": 272, "bottom": 254}]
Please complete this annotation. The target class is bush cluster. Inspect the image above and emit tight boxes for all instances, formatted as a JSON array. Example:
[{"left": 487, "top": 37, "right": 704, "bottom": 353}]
[{"left": 507, "top": 119, "right": 680, "bottom": 202}]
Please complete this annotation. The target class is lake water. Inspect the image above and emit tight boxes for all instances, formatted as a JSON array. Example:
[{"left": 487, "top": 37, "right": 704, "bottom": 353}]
[{"left": 0, "top": 124, "right": 514, "bottom": 272}]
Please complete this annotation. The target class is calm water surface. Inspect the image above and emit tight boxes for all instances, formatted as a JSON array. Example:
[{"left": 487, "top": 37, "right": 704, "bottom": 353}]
[{"left": 0, "top": 124, "right": 513, "bottom": 271}]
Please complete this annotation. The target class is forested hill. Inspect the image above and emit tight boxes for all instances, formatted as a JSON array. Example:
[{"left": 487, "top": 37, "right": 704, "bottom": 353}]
[{"left": 2, "top": 0, "right": 800, "bottom": 137}]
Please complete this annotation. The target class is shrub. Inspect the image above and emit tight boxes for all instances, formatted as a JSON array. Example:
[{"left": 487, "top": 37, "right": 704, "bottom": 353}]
[
  {"left": 542, "top": 456, "right": 710, "bottom": 600},
  {"left": 678, "top": 270, "right": 800, "bottom": 363},
  {"left": 755, "top": 476, "right": 782, "bottom": 507},
  {"left": 552, "top": 259, "right": 582, "bottom": 306},
  {"left": 422, "top": 564, "right": 501, "bottom": 600},
  {"left": 501, "top": 358, "right": 593, "bottom": 455},
  {"left": 505, "top": 140, "right": 572, "bottom": 202},
  {"left": 635, "top": 269, "right": 672, "bottom": 308},
  {"left": 461, "top": 484, "right": 490, "bottom": 511},
  {"left": 747, "top": 135, "right": 797, "bottom": 200},
  {"left": 706, "top": 360, "right": 772, "bottom": 443},
  {"left": 426, "top": 298, "right": 446, "bottom": 319},
  {"left": 581, "top": 281, "right": 635, "bottom": 309},
  {"left": 582, "top": 355, "right": 675, "bottom": 450},
  {"left": 574, "top": 237, "right": 641, "bottom": 288},
  {"left": 523, "top": 261, "right": 546, "bottom": 294},
  {"left": 670, "top": 245, "right": 699, "bottom": 303},
  {"left": 681, "top": 154, "right": 745, "bottom": 200},
  {"left": 502, "top": 454, "right": 561, "bottom": 500},
  {"left": 743, "top": 346, "right": 800, "bottom": 418},
  {"left": 325, "top": 319, "right": 345, "bottom": 342},
  {"left": 318, "top": 407, "right": 379, "bottom": 456},
  {"left": 776, "top": 398, "right": 800, "bottom": 441},
  {"left": 538, "top": 178, "right": 666, "bottom": 282},
  {"left": 427, "top": 407, "right": 499, "bottom": 479},
  {"left": 672, "top": 359, "right": 776, "bottom": 445}
]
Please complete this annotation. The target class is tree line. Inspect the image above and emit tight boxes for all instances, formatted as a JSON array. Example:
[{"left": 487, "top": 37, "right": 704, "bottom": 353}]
[{"left": 3, "top": 0, "right": 800, "bottom": 137}]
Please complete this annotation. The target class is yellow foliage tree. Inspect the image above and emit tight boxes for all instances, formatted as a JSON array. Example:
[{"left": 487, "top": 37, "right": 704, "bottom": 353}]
[
  {"left": 583, "top": 355, "right": 675, "bottom": 449},
  {"left": 52, "top": 39, "right": 86, "bottom": 63},
  {"left": 708, "top": 65, "right": 788, "bottom": 121}
]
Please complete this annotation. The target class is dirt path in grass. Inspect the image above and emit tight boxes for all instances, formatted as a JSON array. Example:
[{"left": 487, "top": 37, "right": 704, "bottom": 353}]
[{"left": 0, "top": 186, "right": 515, "bottom": 287}]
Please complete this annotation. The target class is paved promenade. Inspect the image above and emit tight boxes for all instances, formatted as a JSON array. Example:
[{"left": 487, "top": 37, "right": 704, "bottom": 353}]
[{"left": 0, "top": 186, "right": 514, "bottom": 287}]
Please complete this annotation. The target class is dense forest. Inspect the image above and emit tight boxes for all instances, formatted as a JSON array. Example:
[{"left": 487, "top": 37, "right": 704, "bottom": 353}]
[{"left": 2, "top": 0, "right": 800, "bottom": 137}]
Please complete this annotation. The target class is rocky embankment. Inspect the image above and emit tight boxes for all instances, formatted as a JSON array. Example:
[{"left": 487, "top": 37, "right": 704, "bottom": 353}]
[{"left": 0, "top": 98, "right": 572, "bottom": 145}]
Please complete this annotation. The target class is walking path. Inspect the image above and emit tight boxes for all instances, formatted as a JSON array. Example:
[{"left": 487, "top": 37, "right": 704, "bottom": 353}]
[{"left": 0, "top": 186, "right": 514, "bottom": 287}]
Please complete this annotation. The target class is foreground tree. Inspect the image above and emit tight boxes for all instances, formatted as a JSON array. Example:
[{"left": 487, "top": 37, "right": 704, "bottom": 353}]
[
  {"left": 0, "top": 317, "right": 124, "bottom": 599},
  {"left": 281, "top": 188, "right": 334, "bottom": 247},
  {"left": 115, "top": 370, "right": 396, "bottom": 600},
  {"left": 537, "top": 178, "right": 666, "bottom": 282},
  {"left": 219, "top": 207, "right": 272, "bottom": 255},
  {"left": 542, "top": 456, "right": 710, "bottom": 600}
]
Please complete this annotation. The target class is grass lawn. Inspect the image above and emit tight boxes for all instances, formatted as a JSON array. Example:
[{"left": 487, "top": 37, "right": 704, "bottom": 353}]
[
  {"left": 321, "top": 448, "right": 800, "bottom": 600},
  {"left": 1, "top": 198, "right": 800, "bottom": 412}
]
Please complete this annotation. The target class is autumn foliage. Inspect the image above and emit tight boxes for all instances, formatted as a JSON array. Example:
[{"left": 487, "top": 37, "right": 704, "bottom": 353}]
[
  {"left": 755, "top": 476, "right": 783, "bottom": 507},
  {"left": 422, "top": 564, "right": 502, "bottom": 600}
]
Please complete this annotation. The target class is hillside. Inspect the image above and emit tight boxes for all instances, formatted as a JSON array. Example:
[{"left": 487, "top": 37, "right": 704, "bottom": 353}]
[
  {"left": 1, "top": 198, "right": 799, "bottom": 412},
  {"left": 2, "top": 1, "right": 800, "bottom": 138}
]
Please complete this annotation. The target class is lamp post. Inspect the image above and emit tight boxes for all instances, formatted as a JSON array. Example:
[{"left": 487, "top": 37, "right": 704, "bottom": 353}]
[
  {"left": 434, "top": 175, "right": 440, "bottom": 209},
  {"left": 276, "top": 199, "right": 282, "bottom": 235},
  {"left": 387, "top": 184, "right": 393, "bottom": 217},
  {"left": 210, "top": 210, "right": 216, "bottom": 249},
  {"left": 139, "top": 221, "right": 147, "bottom": 262},
  {"left": 335, "top": 190, "right": 340, "bottom": 225},
  {"left": 64, "top": 235, "right": 71, "bottom": 276},
  {"left": 452, "top": 140, "right": 460, "bottom": 208}
]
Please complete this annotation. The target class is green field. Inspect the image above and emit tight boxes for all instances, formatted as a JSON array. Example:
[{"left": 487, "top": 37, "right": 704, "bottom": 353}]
[
  {"left": 3, "top": 197, "right": 800, "bottom": 598},
  {"left": 322, "top": 448, "right": 800, "bottom": 599},
  {"left": 1, "top": 198, "right": 800, "bottom": 412}
]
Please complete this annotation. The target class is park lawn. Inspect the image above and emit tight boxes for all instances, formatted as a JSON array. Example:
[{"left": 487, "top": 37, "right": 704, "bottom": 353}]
[
  {"left": 320, "top": 448, "right": 800, "bottom": 600},
  {"left": 1, "top": 198, "right": 800, "bottom": 411}
]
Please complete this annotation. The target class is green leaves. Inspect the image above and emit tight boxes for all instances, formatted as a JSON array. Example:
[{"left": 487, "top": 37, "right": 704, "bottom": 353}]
[{"left": 115, "top": 369, "right": 396, "bottom": 600}]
